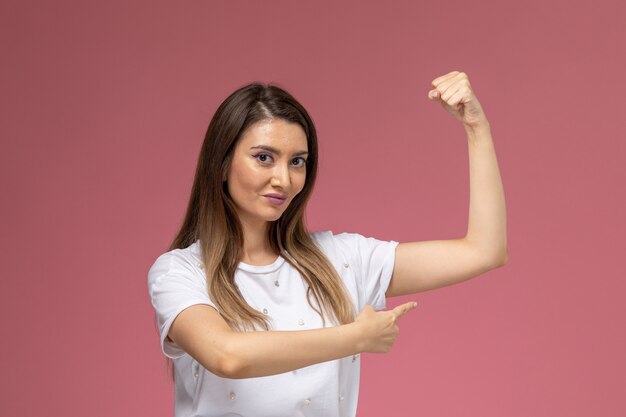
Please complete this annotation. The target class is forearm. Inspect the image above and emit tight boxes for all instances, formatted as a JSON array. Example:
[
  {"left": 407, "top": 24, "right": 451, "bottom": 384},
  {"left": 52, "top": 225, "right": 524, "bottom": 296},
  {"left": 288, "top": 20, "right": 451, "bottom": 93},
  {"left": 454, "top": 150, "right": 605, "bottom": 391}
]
[
  {"left": 223, "top": 323, "right": 361, "bottom": 379},
  {"left": 464, "top": 122, "right": 508, "bottom": 264}
]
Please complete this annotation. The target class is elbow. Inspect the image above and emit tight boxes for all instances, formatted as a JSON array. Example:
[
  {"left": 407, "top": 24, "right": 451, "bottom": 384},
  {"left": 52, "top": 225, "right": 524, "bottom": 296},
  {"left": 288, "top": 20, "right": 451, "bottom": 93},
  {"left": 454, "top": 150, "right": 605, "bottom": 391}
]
[
  {"left": 210, "top": 333, "right": 256, "bottom": 379},
  {"left": 465, "top": 236, "right": 508, "bottom": 269},
  {"left": 501, "top": 250, "right": 509, "bottom": 266},
  {"left": 214, "top": 339, "right": 251, "bottom": 379},
  {"left": 214, "top": 353, "right": 245, "bottom": 379},
  {"left": 489, "top": 248, "right": 508, "bottom": 269},
  {"left": 474, "top": 243, "right": 507, "bottom": 271},
  {"left": 468, "top": 240, "right": 508, "bottom": 271}
]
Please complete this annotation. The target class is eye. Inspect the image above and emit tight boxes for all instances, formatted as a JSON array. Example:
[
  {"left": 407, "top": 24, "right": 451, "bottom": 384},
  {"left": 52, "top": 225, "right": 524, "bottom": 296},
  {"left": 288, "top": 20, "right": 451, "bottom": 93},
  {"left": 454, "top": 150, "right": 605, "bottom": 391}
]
[
  {"left": 254, "top": 153, "right": 273, "bottom": 165},
  {"left": 291, "top": 157, "right": 306, "bottom": 168}
]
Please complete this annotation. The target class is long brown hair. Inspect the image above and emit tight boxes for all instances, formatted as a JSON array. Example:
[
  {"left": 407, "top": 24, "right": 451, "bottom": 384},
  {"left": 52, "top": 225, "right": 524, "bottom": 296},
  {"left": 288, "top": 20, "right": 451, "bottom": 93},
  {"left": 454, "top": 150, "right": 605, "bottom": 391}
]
[{"left": 166, "top": 83, "right": 356, "bottom": 377}]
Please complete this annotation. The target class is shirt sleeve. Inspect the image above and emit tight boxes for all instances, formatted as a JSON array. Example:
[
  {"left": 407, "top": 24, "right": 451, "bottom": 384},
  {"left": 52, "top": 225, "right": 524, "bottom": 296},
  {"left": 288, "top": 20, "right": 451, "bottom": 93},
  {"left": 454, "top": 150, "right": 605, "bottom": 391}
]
[
  {"left": 147, "top": 250, "right": 217, "bottom": 359},
  {"left": 329, "top": 232, "right": 399, "bottom": 311}
]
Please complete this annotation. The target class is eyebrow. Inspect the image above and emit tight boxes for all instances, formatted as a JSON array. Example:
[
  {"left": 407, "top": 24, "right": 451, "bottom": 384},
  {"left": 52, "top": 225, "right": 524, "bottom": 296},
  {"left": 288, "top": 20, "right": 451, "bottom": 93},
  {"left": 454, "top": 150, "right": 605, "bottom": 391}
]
[{"left": 250, "top": 145, "right": 309, "bottom": 157}]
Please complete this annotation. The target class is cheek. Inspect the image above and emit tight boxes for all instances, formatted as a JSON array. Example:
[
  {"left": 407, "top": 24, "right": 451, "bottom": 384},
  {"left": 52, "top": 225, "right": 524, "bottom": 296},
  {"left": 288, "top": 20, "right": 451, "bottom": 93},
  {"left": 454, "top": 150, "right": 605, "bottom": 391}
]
[
  {"left": 228, "top": 160, "right": 260, "bottom": 194},
  {"left": 295, "top": 172, "right": 307, "bottom": 193},
  {"left": 229, "top": 180, "right": 254, "bottom": 203}
]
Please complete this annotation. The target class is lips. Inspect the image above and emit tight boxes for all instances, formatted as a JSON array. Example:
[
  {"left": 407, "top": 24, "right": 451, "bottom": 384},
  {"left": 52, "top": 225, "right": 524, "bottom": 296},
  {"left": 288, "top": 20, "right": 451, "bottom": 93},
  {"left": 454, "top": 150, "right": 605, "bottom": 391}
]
[{"left": 264, "top": 193, "right": 287, "bottom": 206}]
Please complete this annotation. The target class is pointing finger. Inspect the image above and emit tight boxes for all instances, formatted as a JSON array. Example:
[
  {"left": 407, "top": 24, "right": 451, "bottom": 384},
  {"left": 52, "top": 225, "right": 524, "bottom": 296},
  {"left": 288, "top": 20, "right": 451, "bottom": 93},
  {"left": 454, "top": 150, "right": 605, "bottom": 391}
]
[{"left": 392, "top": 301, "right": 418, "bottom": 319}]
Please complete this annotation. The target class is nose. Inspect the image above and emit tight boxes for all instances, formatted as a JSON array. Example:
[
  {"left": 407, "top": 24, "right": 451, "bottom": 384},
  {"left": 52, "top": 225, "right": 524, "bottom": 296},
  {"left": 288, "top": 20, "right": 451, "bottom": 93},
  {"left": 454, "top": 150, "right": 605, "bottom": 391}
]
[{"left": 270, "top": 163, "right": 291, "bottom": 188}]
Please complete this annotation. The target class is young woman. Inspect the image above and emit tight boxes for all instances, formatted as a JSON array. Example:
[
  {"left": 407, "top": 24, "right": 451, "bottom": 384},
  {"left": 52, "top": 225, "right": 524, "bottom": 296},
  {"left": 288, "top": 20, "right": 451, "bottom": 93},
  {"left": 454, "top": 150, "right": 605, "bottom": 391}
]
[{"left": 147, "top": 71, "right": 507, "bottom": 417}]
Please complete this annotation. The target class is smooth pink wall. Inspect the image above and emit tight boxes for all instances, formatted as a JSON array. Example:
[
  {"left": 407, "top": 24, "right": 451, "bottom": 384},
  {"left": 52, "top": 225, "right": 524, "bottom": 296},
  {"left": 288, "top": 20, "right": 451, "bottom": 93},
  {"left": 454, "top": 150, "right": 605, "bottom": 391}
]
[{"left": 1, "top": 0, "right": 624, "bottom": 415}]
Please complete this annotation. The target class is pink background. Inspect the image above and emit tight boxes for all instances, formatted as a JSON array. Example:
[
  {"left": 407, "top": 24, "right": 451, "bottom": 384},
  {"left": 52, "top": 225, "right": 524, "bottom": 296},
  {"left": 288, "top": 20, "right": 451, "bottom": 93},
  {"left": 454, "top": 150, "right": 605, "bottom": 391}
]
[{"left": 1, "top": 0, "right": 624, "bottom": 415}]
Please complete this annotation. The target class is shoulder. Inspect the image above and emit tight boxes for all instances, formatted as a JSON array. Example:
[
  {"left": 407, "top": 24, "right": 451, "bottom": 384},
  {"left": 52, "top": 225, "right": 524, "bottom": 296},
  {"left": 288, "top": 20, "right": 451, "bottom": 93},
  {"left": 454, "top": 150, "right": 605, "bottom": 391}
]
[
  {"left": 310, "top": 230, "right": 395, "bottom": 252},
  {"left": 147, "top": 240, "right": 203, "bottom": 287},
  {"left": 310, "top": 230, "right": 364, "bottom": 244},
  {"left": 310, "top": 230, "right": 384, "bottom": 261},
  {"left": 310, "top": 230, "right": 399, "bottom": 270},
  {"left": 309, "top": 230, "right": 352, "bottom": 252}
]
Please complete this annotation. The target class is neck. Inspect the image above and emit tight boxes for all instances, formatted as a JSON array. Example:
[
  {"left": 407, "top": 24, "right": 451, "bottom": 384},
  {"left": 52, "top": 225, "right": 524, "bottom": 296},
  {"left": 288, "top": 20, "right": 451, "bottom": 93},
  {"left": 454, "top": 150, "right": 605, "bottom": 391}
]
[{"left": 239, "top": 216, "right": 277, "bottom": 265}]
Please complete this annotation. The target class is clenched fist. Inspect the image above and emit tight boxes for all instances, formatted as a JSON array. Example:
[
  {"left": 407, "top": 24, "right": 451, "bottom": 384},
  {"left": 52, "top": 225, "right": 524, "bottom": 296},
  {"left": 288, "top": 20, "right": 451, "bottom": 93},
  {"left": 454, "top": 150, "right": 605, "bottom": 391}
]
[{"left": 428, "top": 71, "right": 488, "bottom": 128}]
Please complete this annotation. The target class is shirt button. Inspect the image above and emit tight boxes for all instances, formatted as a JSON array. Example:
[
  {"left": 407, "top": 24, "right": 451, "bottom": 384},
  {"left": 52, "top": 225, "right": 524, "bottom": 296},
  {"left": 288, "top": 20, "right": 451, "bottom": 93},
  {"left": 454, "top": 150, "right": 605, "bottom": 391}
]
[
  {"left": 262, "top": 308, "right": 268, "bottom": 315},
  {"left": 197, "top": 262, "right": 204, "bottom": 269},
  {"left": 352, "top": 354, "right": 359, "bottom": 362},
  {"left": 274, "top": 280, "right": 280, "bottom": 287},
  {"left": 298, "top": 319, "right": 305, "bottom": 326},
  {"left": 304, "top": 398, "right": 311, "bottom": 405},
  {"left": 194, "top": 371, "right": 199, "bottom": 378},
  {"left": 229, "top": 391, "right": 236, "bottom": 401},
  {"left": 343, "top": 262, "right": 349, "bottom": 268},
  {"left": 339, "top": 394, "right": 345, "bottom": 401}
]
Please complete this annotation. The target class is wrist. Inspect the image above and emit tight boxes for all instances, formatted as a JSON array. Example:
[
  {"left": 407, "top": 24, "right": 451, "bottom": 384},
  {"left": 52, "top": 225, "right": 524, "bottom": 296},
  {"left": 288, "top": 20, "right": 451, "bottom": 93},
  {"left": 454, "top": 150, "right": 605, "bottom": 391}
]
[
  {"left": 345, "top": 322, "right": 364, "bottom": 354},
  {"left": 464, "top": 120, "right": 492, "bottom": 141}
]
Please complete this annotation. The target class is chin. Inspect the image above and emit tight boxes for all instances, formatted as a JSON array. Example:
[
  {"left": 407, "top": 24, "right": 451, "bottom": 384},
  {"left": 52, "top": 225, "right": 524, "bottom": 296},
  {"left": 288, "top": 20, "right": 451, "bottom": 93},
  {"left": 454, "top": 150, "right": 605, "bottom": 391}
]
[{"left": 264, "top": 211, "right": 286, "bottom": 222}]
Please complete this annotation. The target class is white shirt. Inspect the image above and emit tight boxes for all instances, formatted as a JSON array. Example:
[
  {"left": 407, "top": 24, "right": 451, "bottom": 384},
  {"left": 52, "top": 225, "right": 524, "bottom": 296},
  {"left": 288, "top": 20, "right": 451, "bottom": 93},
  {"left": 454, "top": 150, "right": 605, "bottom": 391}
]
[{"left": 147, "top": 231, "right": 398, "bottom": 417}]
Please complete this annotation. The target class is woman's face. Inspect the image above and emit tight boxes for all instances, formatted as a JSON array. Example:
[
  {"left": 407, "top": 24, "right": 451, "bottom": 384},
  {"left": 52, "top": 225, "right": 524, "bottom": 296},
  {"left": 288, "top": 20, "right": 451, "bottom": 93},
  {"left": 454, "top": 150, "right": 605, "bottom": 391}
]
[{"left": 226, "top": 118, "right": 308, "bottom": 229}]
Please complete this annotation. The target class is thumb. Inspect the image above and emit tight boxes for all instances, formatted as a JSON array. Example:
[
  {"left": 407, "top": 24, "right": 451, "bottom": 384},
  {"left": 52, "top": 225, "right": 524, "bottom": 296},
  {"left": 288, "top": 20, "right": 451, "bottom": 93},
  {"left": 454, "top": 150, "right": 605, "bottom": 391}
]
[
  {"left": 392, "top": 301, "right": 418, "bottom": 319},
  {"left": 428, "top": 89, "right": 440, "bottom": 100}
]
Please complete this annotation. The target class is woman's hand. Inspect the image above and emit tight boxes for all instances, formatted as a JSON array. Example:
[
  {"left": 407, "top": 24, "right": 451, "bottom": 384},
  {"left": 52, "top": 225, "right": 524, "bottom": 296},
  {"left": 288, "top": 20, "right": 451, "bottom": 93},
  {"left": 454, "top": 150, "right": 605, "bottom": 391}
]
[
  {"left": 353, "top": 301, "right": 418, "bottom": 353},
  {"left": 428, "top": 71, "right": 488, "bottom": 128}
]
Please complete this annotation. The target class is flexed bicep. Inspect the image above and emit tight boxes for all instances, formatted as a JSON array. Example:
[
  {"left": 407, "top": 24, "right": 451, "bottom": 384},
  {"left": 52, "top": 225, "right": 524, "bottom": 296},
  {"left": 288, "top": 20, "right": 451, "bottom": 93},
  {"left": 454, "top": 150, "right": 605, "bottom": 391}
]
[{"left": 386, "top": 239, "right": 501, "bottom": 297}]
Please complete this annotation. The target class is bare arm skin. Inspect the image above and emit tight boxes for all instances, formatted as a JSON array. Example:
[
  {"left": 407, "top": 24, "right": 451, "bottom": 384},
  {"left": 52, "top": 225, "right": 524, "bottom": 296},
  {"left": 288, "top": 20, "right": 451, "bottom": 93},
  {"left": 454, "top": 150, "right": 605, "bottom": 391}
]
[
  {"left": 386, "top": 71, "right": 508, "bottom": 297},
  {"left": 168, "top": 301, "right": 417, "bottom": 379}
]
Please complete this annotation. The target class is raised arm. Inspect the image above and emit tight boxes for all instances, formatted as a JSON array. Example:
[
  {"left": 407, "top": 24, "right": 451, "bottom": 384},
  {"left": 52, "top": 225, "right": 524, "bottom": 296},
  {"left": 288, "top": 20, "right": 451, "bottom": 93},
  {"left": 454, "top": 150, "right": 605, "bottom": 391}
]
[
  {"left": 386, "top": 71, "right": 507, "bottom": 297},
  {"left": 168, "top": 301, "right": 417, "bottom": 379}
]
